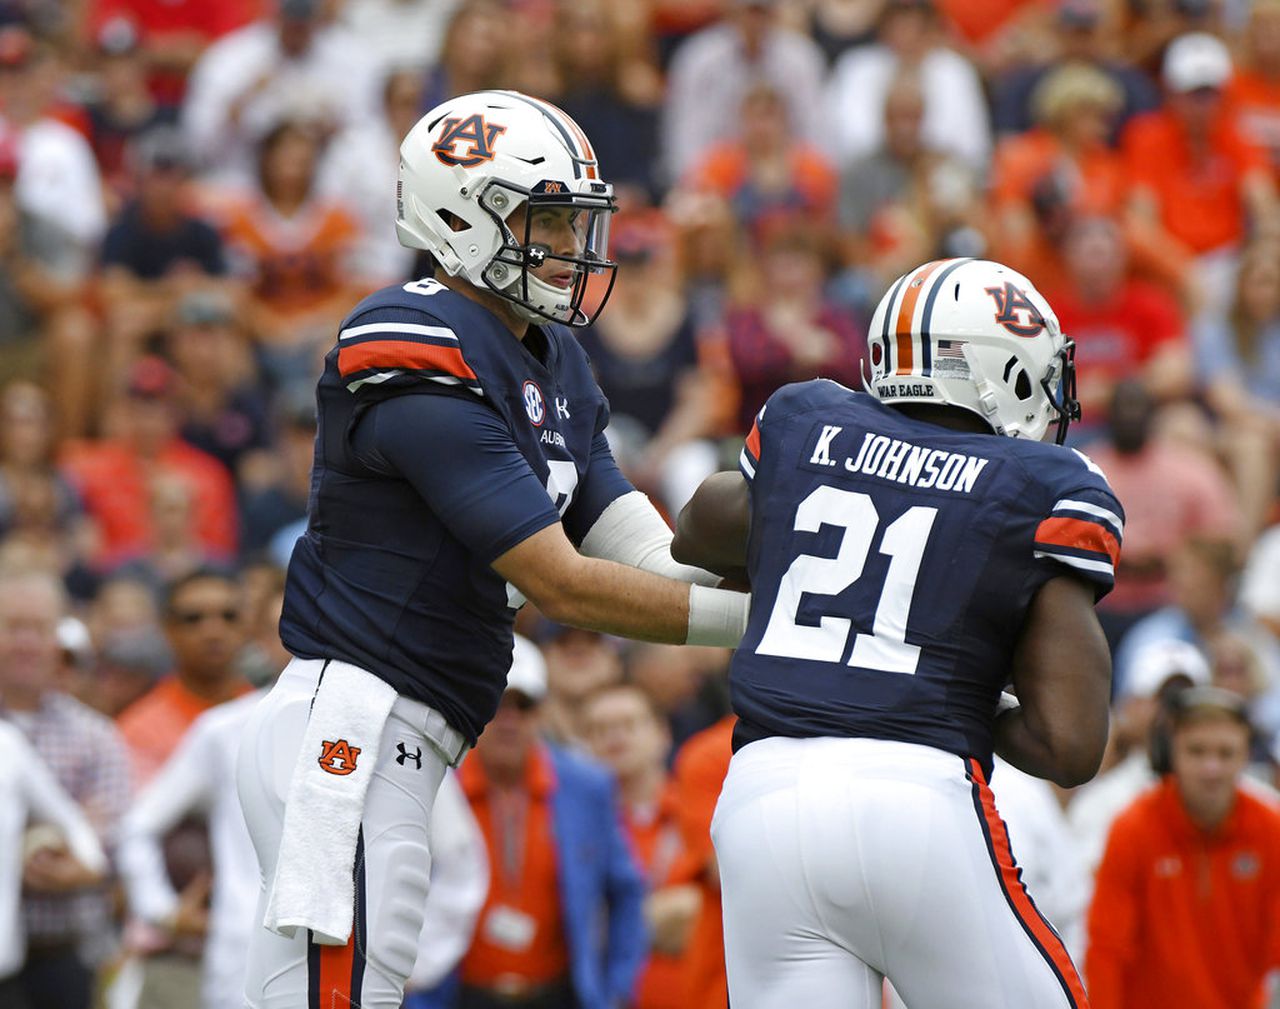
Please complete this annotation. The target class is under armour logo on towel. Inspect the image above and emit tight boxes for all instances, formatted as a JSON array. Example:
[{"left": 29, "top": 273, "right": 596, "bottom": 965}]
[{"left": 396, "top": 742, "right": 422, "bottom": 770}]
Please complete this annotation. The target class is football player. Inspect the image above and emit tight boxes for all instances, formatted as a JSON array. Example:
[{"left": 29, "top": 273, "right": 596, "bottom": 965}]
[
  {"left": 673, "top": 258, "right": 1120, "bottom": 1009},
  {"left": 235, "top": 90, "right": 749, "bottom": 1009}
]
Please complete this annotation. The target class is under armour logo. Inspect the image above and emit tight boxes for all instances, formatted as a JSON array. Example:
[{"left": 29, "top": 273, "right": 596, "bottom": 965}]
[
  {"left": 555, "top": 397, "right": 570, "bottom": 420},
  {"left": 396, "top": 742, "right": 422, "bottom": 770}
]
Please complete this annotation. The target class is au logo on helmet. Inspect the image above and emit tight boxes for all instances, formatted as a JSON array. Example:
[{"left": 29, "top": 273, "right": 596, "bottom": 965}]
[
  {"left": 985, "top": 282, "right": 1046, "bottom": 338},
  {"left": 432, "top": 114, "right": 507, "bottom": 168}
]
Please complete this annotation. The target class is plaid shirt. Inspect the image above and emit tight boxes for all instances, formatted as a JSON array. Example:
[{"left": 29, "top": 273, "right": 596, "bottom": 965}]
[{"left": 2, "top": 691, "right": 133, "bottom": 947}]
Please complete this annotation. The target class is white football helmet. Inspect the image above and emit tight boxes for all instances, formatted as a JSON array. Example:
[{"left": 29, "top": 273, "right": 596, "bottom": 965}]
[
  {"left": 396, "top": 90, "right": 616, "bottom": 326},
  {"left": 864, "top": 259, "right": 1080, "bottom": 443}
]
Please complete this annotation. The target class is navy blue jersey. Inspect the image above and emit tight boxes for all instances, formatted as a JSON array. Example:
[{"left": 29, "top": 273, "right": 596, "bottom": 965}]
[
  {"left": 731, "top": 381, "right": 1124, "bottom": 777},
  {"left": 279, "top": 278, "right": 632, "bottom": 744}
]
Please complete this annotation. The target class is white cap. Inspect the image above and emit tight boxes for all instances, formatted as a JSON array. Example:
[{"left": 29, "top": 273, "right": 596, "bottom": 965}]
[
  {"left": 56, "top": 616, "right": 92, "bottom": 659},
  {"left": 1163, "top": 32, "right": 1232, "bottom": 92},
  {"left": 505, "top": 634, "right": 547, "bottom": 702},
  {"left": 1123, "top": 639, "right": 1211, "bottom": 699}
]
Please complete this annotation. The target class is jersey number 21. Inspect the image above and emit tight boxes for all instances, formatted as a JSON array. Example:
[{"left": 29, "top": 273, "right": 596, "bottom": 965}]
[{"left": 757, "top": 486, "right": 937, "bottom": 674}]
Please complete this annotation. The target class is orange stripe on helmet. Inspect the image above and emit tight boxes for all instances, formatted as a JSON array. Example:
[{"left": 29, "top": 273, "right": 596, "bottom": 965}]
[
  {"left": 894, "top": 260, "right": 946, "bottom": 376},
  {"left": 528, "top": 95, "right": 599, "bottom": 179}
]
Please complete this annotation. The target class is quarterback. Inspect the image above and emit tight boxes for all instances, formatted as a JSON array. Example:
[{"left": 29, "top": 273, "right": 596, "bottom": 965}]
[
  {"left": 235, "top": 90, "right": 748, "bottom": 1009},
  {"left": 674, "top": 259, "right": 1121, "bottom": 1008}
]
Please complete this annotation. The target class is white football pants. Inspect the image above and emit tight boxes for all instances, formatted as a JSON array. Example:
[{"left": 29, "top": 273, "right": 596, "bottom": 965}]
[
  {"left": 712, "top": 736, "right": 1089, "bottom": 1009},
  {"left": 236, "top": 658, "right": 459, "bottom": 1008}
]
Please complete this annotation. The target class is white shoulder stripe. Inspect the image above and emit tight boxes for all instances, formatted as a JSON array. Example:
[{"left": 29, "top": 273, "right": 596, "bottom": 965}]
[
  {"left": 1071, "top": 448, "right": 1111, "bottom": 482},
  {"left": 346, "top": 371, "right": 483, "bottom": 396},
  {"left": 739, "top": 448, "right": 757, "bottom": 479},
  {"left": 1033, "top": 550, "right": 1114, "bottom": 576},
  {"left": 339, "top": 322, "right": 459, "bottom": 343},
  {"left": 1052, "top": 498, "right": 1124, "bottom": 534}
]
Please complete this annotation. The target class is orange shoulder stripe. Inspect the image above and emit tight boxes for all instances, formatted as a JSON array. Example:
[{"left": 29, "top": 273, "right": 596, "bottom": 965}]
[
  {"left": 338, "top": 339, "right": 478, "bottom": 381},
  {"left": 745, "top": 419, "right": 762, "bottom": 460},
  {"left": 1034, "top": 516, "right": 1120, "bottom": 567}
]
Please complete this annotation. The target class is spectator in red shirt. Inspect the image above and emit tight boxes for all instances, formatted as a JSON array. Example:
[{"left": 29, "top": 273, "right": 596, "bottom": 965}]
[
  {"left": 87, "top": 0, "right": 263, "bottom": 107},
  {"left": 59, "top": 357, "right": 239, "bottom": 570},
  {"left": 718, "top": 225, "right": 867, "bottom": 433},
  {"left": 1085, "top": 686, "right": 1280, "bottom": 1009},
  {"left": 1048, "top": 215, "right": 1191, "bottom": 430}
]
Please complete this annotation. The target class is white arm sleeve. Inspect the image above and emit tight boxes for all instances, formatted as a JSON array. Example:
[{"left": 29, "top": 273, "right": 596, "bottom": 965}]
[
  {"left": 406, "top": 770, "right": 489, "bottom": 991},
  {"left": 117, "top": 723, "right": 216, "bottom": 925},
  {"left": 579, "top": 491, "right": 722, "bottom": 586},
  {"left": 20, "top": 734, "right": 108, "bottom": 875}
]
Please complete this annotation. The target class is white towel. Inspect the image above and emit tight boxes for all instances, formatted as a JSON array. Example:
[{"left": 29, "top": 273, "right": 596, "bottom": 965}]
[{"left": 263, "top": 660, "right": 398, "bottom": 945}]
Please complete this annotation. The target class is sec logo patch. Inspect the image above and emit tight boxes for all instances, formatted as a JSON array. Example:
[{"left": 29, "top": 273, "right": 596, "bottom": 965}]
[{"left": 523, "top": 380, "right": 545, "bottom": 426}]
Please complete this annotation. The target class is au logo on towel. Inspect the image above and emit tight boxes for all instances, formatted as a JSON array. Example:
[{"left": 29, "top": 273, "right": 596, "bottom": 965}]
[{"left": 318, "top": 738, "right": 361, "bottom": 776}]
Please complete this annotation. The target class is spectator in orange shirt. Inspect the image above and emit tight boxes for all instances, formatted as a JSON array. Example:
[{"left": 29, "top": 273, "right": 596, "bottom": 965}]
[
  {"left": 457, "top": 636, "right": 647, "bottom": 1009},
  {"left": 990, "top": 62, "right": 1127, "bottom": 294},
  {"left": 1085, "top": 686, "right": 1280, "bottom": 1009},
  {"left": 217, "top": 116, "right": 366, "bottom": 394},
  {"left": 1226, "top": 0, "right": 1280, "bottom": 180},
  {"left": 113, "top": 568, "right": 251, "bottom": 1008},
  {"left": 115, "top": 569, "right": 252, "bottom": 786},
  {"left": 683, "top": 80, "right": 838, "bottom": 251},
  {"left": 583, "top": 682, "right": 698, "bottom": 1009},
  {"left": 668, "top": 713, "right": 734, "bottom": 1009},
  {"left": 59, "top": 357, "right": 239, "bottom": 569},
  {"left": 1122, "top": 32, "right": 1277, "bottom": 307}
]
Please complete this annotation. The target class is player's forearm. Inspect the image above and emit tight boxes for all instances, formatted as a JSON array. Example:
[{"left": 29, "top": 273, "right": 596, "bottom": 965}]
[
  {"left": 496, "top": 523, "right": 748, "bottom": 646},
  {"left": 535, "top": 555, "right": 692, "bottom": 643},
  {"left": 992, "top": 706, "right": 1104, "bottom": 789}
]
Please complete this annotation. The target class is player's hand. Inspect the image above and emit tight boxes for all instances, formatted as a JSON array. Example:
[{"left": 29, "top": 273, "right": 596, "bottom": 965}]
[{"left": 22, "top": 847, "right": 104, "bottom": 893}]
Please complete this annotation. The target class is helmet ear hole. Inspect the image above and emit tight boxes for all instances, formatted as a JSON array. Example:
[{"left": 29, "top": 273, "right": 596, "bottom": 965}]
[
  {"left": 439, "top": 209, "right": 471, "bottom": 233},
  {"left": 1014, "top": 370, "right": 1032, "bottom": 401}
]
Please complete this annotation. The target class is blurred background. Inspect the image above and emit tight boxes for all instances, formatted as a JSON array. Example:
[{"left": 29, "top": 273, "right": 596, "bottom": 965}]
[{"left": 0, "top": 0, "right": 1278, "bottom": 1007}]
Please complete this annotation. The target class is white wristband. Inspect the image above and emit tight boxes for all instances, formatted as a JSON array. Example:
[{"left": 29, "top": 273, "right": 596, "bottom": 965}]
[{"left": 686, "top": 584, "right": 750, "bottom": 647}]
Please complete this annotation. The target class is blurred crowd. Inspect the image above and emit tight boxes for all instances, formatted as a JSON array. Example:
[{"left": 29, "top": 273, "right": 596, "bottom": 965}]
[{"left": 0, "top": 0, "right": 1279, "bottom": 1006}]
